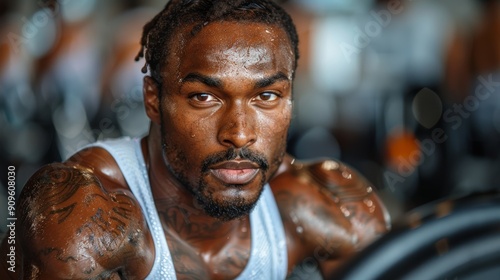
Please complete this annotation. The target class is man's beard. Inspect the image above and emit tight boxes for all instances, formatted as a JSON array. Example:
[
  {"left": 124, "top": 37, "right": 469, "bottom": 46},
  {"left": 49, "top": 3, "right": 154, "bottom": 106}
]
[
  {"left": 197, "top": 148, "right": 269, "bottom": 221},
  {"left": 161, "top": 130, "right": 273, "bottom": 221}
]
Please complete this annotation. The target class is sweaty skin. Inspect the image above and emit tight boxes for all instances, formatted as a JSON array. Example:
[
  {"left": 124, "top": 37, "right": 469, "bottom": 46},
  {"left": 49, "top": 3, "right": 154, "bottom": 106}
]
[
  {"left": 0, "top": 22, "right": 390, "bottom": 279},
  {"left": 154, "top": 22, "right": 294, "bottom": 220}
]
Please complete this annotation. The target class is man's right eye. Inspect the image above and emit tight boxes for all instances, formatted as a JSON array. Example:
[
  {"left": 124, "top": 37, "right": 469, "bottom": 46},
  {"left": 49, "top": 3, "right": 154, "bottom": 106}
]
[{"left": 190, "top": 93, "right": 216, "bottom": 102}]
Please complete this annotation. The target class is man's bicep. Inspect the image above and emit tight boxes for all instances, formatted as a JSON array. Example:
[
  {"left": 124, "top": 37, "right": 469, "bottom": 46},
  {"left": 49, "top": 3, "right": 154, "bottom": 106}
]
[
  {"left": 309, "top": 160, "right": 390, "bottom": 243},
  {"left": 271, "top": 159, "right": 391, "bottom": 277},
  {"left": 18, "top": 163, "right": 139, "bottom": 279},
  {"left": 307, "top": 160, "right": 390, "bottom": 277}
]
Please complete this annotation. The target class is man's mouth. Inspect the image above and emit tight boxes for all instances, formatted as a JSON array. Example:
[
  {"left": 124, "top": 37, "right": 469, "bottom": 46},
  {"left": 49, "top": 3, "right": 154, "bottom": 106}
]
[{"left": 209, "top": 160, "right": 260, "bottom": 185}]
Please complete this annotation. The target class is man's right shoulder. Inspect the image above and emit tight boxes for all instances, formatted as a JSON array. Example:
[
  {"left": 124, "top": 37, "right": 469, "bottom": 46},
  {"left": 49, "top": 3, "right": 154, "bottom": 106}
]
[
  {"left": 18, "top": 158, "right": 154, "bottom": 278},
  {"left": 66, "top": 146, "right": 128, "bottom": 190},
  {"left": 19, "top": 160, "right": 124, "bottom": 228}
]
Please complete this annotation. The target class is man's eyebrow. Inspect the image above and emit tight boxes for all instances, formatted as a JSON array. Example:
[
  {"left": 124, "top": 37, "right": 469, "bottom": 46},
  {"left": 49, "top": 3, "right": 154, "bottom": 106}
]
[
  {"left": 181, "top": 72, "right": 290, "bottom": 89},
  {"left": 182, "top": 73, "right": 222, "bottom": 88},
  {"left": 255, "top": 72, "right": 290, "bottom": 89}
]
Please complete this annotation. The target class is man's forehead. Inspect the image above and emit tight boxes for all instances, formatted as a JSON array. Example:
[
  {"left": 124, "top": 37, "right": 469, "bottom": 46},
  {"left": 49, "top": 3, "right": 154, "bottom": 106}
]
[
  {"left": 215, "top": 45, "right": 273, "bottom": 67},
  {"left": 176, "top": 22, "right": 289, "bottom": 49},
  {"left": 169, "top": 21, "right": 294, "bottom": 77}
]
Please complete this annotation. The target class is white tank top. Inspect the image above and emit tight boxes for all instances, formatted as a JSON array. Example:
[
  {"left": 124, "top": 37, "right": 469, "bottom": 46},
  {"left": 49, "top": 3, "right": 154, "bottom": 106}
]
[{"left": 86, "top": 137, "right": 288, "bottom": 279}]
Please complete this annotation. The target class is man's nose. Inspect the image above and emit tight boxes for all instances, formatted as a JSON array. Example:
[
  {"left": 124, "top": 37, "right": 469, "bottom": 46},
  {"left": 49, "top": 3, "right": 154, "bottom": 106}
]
[{"left": 217, "top": 103, "right": 257, "bottom": 149}]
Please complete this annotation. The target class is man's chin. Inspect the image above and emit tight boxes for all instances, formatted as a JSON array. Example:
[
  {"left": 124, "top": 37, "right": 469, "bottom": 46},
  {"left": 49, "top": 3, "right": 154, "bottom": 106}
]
[
  {"left": 201, "top": 200, "right": 257, "bottom": 221},
  {"left": 195, "top": 186, "right": 265, "bottom": 221}
]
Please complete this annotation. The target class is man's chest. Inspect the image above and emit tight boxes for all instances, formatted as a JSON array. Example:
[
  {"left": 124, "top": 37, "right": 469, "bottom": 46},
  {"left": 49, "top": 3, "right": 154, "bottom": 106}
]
[
  {"left": 162, "top": 229, "right": 251, "bottom": 279},
  {"left": 156, "top": 205, "right": 252, "bottom": 279}
]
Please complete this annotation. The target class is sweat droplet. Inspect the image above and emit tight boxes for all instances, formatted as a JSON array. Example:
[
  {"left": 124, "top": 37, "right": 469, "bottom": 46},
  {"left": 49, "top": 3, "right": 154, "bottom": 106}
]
[
  {"left": 296, "top": 226, "right": 304, "bottom": 234},
  {"left": 363, "top": 199, "right": 373, "bottom": 207},
  {"left": 191, "top": 134, "right": 195, "bottom": 138},
  {"left": 342, "top": 171, "right": 352, "bottom": 180},
  {"left": 340, "top": 206, "right": 351, "bottom": 217},
  {"left": 322, "top": 160, "right": 339, "bottom": 171}
]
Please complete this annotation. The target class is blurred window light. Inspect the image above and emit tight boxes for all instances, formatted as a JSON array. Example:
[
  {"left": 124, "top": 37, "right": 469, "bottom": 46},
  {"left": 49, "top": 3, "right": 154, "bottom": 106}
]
[
  {"left": 310, "top": 16, "right": 363, "bottom": 94},
  {"left": 61, "top": 0, "right": 97, "bottom": 23},
  {"left": 292, "top": 0, "right": 374, "bottom": 14},
  {"left": 404, "top": 2, "right": 453, "bottom": 86},
  {"left": 23, "top": 8, "right": 58, "bottom": 58}
]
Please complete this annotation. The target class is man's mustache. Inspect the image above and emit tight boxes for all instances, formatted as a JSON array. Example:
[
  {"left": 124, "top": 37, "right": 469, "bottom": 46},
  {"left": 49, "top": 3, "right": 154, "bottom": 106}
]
[{"left": 201, "top": 148, "right": 269, "bottom": 173}]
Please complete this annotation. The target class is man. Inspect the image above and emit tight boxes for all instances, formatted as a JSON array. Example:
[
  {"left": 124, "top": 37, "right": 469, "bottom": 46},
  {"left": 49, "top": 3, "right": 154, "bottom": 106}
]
[{"left": 1, "top": 0, "right": 390, "bottom": 279}]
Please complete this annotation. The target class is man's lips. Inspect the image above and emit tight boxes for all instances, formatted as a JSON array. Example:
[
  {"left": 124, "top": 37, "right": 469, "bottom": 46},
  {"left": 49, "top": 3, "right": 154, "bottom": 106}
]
[{"left": 209, "top": 160, "right": 260, "bottom": 185}]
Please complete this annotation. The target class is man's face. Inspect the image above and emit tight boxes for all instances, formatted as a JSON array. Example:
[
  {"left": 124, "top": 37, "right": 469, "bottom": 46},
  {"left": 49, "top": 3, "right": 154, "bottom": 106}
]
[{"left": 159, "top": 21, "right": 294, "bottom": 220}]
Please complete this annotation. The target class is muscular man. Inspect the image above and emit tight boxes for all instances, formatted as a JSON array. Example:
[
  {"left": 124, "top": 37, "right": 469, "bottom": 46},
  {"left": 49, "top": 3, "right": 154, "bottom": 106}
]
[{"left": 1, "top": 1, "right": 390, "bottom": 279}]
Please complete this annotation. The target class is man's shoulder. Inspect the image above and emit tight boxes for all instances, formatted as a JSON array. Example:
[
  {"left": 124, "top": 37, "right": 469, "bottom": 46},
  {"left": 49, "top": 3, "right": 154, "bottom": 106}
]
[
  {"left": 19, "top": 161, "right": 108, "bottom": 223},
  {"left": 270, "top": 158, "right": 376, "bottom": 199},
  {"left": 269, "top": 158, "right": 391, "bottom": 268},
  {"left": 17, "top": 157, "right": 153, "bottom": 278},
  {"left": 20, "top": 144, "right": 132, "bottom": 227},
  {"left": 270, "top": 158, "right": 391, "bottom": 232},
  {"left": 19, "top": 160, "right": 127, "bottom": 220},
  {"left": 66, "top": 144, "right": 129, "bottom": 190}
]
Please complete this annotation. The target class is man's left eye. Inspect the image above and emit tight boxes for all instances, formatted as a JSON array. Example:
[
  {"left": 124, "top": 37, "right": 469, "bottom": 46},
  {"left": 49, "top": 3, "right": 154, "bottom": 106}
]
[{"left": 256, "top": 92, "right": 279, "bottom": 101}]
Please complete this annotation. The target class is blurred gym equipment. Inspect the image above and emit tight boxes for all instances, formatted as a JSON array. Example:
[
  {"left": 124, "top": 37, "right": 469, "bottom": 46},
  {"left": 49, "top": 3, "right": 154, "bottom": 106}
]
[{"left": 331, "top": 191, "right": 500, "bottom": 280}]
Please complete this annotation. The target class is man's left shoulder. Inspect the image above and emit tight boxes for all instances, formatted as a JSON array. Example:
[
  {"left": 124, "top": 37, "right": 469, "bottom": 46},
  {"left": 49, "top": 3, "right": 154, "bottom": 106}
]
[
  {"left": 270, "top": 158, "right": 391, "bottom": 251},
  {"left": 270, "top": 158, "right": 384, "bottom": 205}
]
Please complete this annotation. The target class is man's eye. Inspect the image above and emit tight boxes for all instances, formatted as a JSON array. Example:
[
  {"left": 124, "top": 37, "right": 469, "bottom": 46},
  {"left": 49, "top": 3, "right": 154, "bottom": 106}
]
[
  {"left": 256, "top": 92, "right": 279, "bottom": 101},
  {"left": 191, "top": 93, "right": 215, "bottom": 102}
]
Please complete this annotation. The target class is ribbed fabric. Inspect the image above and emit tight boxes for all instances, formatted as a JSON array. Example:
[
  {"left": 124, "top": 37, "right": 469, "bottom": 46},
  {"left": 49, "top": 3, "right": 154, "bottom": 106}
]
[
  {"left": 85, "top": 137, "right": 288, "bottom": 279},
  {"left": 88, "top": 137, "right": 176, "bottom": 279}
]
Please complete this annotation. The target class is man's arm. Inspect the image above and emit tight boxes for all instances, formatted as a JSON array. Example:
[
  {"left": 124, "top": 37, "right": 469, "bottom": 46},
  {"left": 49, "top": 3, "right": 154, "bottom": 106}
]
[
  {"left": 17, "top": 162, "right": 153, "bottom": 279},
  {"left": 271, "top": 159, "right": 391, "bottom": 277}
]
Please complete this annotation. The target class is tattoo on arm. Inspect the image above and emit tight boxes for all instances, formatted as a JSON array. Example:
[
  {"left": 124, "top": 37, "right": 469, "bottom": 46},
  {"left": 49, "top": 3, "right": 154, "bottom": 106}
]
[{"left": 18, "top": 163, "right": 144, "bottom": 278}]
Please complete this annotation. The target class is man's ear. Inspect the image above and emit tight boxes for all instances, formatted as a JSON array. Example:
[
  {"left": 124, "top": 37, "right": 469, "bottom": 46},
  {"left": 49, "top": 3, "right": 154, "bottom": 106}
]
[{"left": 143, "top": 76, "right": 161, "bottom": 124}]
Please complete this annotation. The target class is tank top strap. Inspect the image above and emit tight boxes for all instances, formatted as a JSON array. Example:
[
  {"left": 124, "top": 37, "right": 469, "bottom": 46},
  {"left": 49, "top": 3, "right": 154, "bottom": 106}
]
[
  {"left": 83, "top": 137, "right": 177, "bottom": 279},
  {"left": 236, "top": 184, "right": 288, "bottom": 279}
]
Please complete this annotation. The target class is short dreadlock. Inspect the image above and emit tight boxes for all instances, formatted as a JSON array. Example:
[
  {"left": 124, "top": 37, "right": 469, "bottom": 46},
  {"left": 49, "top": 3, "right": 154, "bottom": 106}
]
[{"left": 135, "top": 0, "right": 299, "bottom": 85}]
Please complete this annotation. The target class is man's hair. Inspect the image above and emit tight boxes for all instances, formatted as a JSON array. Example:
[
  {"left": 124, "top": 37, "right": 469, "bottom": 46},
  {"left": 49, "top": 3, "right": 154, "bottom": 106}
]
[{"left": 135, "top": 0, "right": 299, "bottom": 84}]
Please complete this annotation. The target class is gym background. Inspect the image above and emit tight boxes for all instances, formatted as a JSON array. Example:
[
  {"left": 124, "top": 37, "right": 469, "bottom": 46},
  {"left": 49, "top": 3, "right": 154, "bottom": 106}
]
[{"left": 1, "top": 0, "right": 499, "bottom": 259}]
